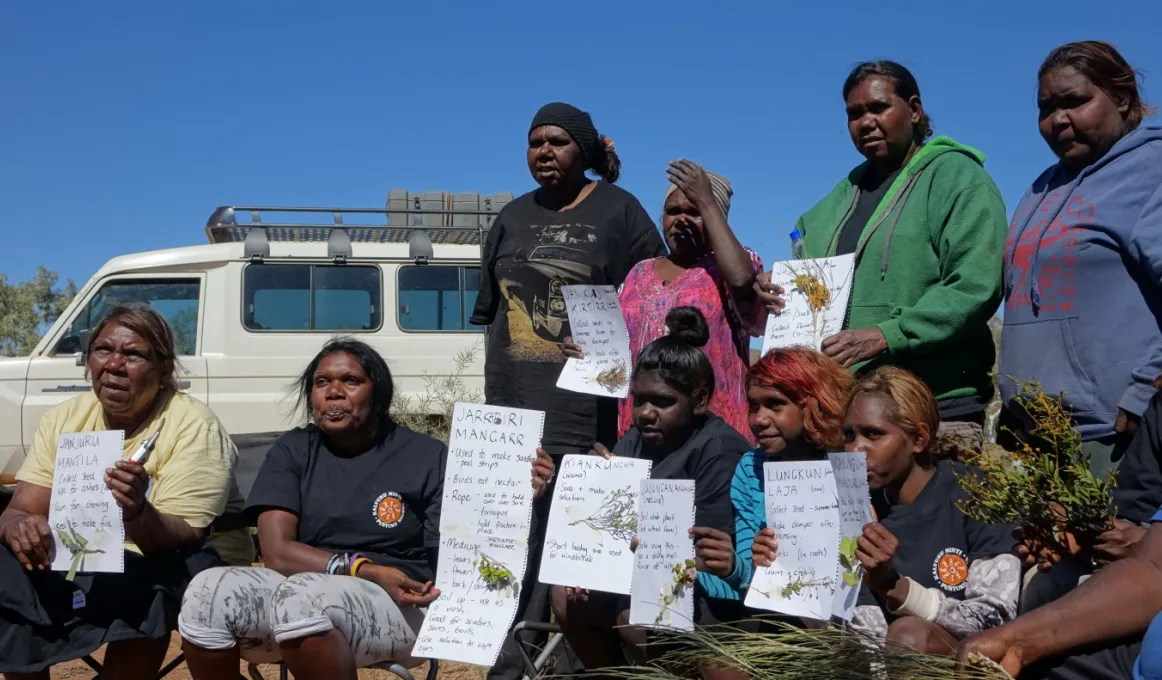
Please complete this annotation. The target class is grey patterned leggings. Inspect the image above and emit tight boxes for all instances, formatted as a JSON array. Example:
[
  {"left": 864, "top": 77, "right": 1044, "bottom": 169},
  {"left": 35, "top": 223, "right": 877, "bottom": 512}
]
[{"left": 178, "top": 567, "right": 425, "bottom": 668}]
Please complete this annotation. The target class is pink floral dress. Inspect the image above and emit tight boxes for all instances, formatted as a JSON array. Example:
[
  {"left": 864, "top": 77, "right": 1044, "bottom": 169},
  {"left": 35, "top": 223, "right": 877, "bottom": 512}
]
[{"left": 617, "top": 249, "right": 766, "bottom": 441}]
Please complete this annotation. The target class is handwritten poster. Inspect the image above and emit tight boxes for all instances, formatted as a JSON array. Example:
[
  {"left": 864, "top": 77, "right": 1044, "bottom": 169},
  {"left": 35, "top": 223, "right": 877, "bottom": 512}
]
[
  {"left": 745, "top": 460, "right": 839, "bottom": 621},
  {"left": 556, "top": 285, "right": 633, "bottom": 398},
  {"left": 539, "top": 455, "right": 652, "bottom": 594},
  {"left": 760, "top": 254, "right": 856, "bottom": 354},
  {"left": 413, "top": 404, "right": 544, "bottom": 667},
  {"left": 829, "top": 452, "right": 872, "bottom": 622},
  {"left": 49, "top": 431, "right": 126, "bottom": 576},
  {"left": 629, "top": 480, "right": 696, "bottom": 631}
]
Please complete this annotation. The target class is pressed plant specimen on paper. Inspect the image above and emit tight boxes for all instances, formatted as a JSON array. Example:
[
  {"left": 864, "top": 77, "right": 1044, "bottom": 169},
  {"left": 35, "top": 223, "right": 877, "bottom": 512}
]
[
  {"left": 654, "top": 559, "right": 697, "bottom": 626},
  {"left": 567, "top": 485, "right": 637, "bottom": 545},
  {"left": 780, "top": 259, "right": 835, "bottom": 348}
]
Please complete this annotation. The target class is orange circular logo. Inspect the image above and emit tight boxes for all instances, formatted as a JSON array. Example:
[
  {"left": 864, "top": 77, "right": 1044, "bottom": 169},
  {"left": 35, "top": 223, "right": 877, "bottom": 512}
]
[
  {"left": 374, "top": 492, "right": 404, "bottom": 528},
  {"left": 933, "top": 549, "right": 968, "bottom": 591}
]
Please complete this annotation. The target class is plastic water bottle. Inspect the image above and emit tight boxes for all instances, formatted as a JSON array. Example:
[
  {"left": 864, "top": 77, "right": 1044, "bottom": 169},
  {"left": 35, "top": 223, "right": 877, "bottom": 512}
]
[{"left": 789, "top": 229, "right": 806, "bottom": 260}]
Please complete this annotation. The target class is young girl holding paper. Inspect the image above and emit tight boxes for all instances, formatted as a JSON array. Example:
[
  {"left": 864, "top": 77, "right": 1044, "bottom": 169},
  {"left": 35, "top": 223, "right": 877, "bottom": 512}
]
[
  {"left": 693, "top": 347, "right": 854, "bottom": 606},
  {"left": 562, "top": 162, "right": 764, "bottom": 442},
  {"left": 752, "top": 366, "right": 1019, "bottom": 656},
  {"left": 552, "top": 307, "right": 751, "bottom": 677}
]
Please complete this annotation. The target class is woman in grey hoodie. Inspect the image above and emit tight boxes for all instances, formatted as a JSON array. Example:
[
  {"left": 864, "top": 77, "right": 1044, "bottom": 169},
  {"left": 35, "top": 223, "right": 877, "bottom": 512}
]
[{"left": 1000, "top": 40, "right": 1162, "bottom": 478}]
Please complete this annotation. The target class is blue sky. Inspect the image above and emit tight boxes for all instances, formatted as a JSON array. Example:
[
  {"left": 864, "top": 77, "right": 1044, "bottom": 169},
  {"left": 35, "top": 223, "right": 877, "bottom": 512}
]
[{"left": 2, "top": 1, "right": 1160, "bottom": 288}]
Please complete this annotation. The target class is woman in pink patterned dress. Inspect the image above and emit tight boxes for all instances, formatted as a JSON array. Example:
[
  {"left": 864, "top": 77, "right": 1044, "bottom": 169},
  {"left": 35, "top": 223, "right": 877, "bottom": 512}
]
[{"left": 565, "top": 160, "right": 764, "bottom": 440}]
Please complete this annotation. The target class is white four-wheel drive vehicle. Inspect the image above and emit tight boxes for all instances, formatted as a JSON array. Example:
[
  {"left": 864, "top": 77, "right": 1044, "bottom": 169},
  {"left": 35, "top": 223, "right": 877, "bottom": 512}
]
[{"left": 0, "top": 190, "right": 509, "bottom": 495}]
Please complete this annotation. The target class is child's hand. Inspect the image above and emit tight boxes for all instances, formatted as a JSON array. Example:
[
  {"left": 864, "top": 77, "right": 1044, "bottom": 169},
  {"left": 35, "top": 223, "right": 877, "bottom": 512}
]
[
  {"left": 856, "top": 522, "right": 900, "bottom": 595},
  {"left": 690, "top": 526, "right": 734, "bottom": 578},
  {"left": 751, "top": 527, "right": 779, "bottom": 568}
]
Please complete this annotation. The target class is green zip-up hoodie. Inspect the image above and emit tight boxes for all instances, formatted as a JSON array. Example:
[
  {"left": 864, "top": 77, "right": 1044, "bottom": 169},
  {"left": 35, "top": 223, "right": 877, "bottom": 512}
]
[{"left": 797, "top": 136, "right": 1007, "bottom": 403}]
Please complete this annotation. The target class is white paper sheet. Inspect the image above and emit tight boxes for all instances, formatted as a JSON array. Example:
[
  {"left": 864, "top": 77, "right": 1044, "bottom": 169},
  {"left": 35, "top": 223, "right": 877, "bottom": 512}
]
[
  {"left": 555, "top": 285, "right": 633, "bottom": 398},
  {"left": 539, "top": 455, "right": 652, "bottom": 594},
  {"left": 49, "top": 431, "right": 126, "bottom": 576},
  {"left": 744, "top": 460, "right": 840, "bottom": 621},
  {"left": 629, "top": 479, "right": 696, "bottom": 631},
  {"left": 413, "top": 404, "right": 544, "bottom": 667},
  {"left": 829, "top": 452, "right": 872, "bottom": 622},
  {"left": 760, "top": 254, "right": 856, "bottom": 354}
]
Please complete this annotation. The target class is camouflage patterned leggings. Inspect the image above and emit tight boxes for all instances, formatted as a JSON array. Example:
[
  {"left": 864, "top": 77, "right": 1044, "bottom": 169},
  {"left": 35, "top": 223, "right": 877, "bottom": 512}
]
[{"left": 177, "top": 567, "right": 425, "bottom": 668}]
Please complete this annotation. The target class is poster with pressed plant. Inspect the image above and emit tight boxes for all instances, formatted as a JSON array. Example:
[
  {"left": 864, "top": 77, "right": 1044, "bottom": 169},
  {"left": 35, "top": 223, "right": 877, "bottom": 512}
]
[
  {"left": 539, "top": 455, "right": 652, "bottom": 594},
  {"left": 413, "top": 403, "right": 544, "bottom": 667},
  {"left": 49, "top": 431, "right": 126, "bottom": 579},
  {"left": 760, "top": 253, "right": 856, "bottom": 355},
  {"left": 828, "top": 451, "right": 872, "bottom": 621},
  {"left": 556, "top": 284, "right": 633, "bottom": 398},
  {"left": 745, "top": 459, "right": 840, "bottom": 620},
  {"left": 629, "top": 479, "right": 696, "bottom": 630}
]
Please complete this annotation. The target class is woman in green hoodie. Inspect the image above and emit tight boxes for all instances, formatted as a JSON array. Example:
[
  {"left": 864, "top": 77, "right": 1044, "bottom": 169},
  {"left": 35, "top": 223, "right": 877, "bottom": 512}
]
[{"left": 757, "top": 60, "right": 1008, "bottom": 444}]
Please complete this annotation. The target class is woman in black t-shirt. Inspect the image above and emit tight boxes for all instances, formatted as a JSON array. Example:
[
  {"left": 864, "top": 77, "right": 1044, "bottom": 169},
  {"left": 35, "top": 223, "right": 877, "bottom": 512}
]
[
  {"left": 470, "top": 102, "right": 667, "bottom": 455},
  {"left": 840, "top": 367, "right": 1019, "bottom": 656},
  {"left": 470, "top": 101, "right": 665, "bottom": 680},
  {"left": 551, "top": 307, "right": 750, "bottom": 677},
  {"left": 177, "top": 339, "right": 554, "bottom": 680}
]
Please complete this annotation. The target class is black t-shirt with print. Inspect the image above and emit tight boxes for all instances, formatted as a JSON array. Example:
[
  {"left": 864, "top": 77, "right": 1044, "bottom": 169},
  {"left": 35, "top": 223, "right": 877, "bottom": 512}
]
[
  {"left": 856, "top": 460, "right": 1016, "bottom": 610},
  {"left": 614, "top": 415, "right": 749, "bottom": 536},
  {"left": 246, "top": 423, "right": 447, "bottom": 582},
  {"left": 470, "top": 182, "right": 667, "bottom": 454}
]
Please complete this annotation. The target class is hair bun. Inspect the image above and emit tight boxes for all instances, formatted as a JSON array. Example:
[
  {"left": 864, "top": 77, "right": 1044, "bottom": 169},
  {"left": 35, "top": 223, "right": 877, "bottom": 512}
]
[{"left": 664, "top": 306, "right": 710, "bottom": 348}]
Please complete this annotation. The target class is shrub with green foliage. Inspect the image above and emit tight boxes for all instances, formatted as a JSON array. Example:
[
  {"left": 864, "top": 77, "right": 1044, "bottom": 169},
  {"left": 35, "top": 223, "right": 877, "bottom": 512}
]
[{"left": 391, "top": 344, "right": 482, "bottom": 443}]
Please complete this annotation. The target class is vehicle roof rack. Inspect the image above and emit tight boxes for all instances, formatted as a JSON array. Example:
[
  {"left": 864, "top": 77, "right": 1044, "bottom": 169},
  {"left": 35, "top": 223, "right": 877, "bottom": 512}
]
[{"left": 205, "top": 194, "right": 508, "bottom": 250}]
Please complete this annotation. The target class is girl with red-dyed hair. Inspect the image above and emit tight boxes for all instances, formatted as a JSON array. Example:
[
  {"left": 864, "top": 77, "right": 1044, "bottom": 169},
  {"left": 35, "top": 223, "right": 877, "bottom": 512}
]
[{"left": 691, "top": 347, "right": 853, "bottom": 606}]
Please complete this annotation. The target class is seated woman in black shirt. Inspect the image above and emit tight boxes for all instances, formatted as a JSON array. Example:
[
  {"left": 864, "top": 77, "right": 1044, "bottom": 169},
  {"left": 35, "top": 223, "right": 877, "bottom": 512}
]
[
  {"left": 797, "top": 367, "right": 1018, "bottom": 655},
  {"left": 177, "top": 339, "right": 554, "bottom": 680},
  {"left": 551, "top": 307, "right": 750, "bottom": 676}
]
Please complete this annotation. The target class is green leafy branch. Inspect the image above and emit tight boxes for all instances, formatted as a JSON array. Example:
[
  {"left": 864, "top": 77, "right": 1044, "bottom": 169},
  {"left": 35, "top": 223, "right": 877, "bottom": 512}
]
[
  {"left": 473, "top": 552, "right": 518, "bottom": 598},
  {"left": 56, "top": 520, "right": 105, "bottom": 581},
  {"left": 956, "top": 379, "right": 1116, "bottom": 551},
  {"left": 838, "top": 536, "right": 861, "bottom": 587},
  {"left": 778, "top": 575, "right": 829, "bottom": 599},
  {"left": 655, "top": 559, "right": 696, "bottom": 625}
]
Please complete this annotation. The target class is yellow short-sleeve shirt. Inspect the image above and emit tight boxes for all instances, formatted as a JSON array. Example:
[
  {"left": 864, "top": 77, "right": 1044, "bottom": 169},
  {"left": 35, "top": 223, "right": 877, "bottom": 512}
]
[{"left": 17, "top": 390, "right": 254, "bottom": 566}]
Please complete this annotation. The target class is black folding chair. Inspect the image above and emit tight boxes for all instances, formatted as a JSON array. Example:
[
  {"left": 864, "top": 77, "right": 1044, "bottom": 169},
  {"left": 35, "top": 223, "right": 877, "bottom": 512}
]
[{"left": 512, "top": 621, "right": 565, "bottom": 679}]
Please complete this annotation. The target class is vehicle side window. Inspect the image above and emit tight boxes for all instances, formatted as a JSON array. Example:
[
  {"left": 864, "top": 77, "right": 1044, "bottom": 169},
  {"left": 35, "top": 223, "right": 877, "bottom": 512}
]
[
  {"left": 53, "top": 279, "right": 201, "bottom": 356},
  {"left": 397, "top": 265, "right": 485, "bottom": 332},
  {"left": 243, "top": 264, "right": 381, "bottom": 332}
]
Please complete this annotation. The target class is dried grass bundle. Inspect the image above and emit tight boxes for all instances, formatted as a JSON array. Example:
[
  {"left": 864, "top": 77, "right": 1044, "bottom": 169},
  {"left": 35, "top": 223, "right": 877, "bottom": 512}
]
[{"left": 590, "top": 622, "right": 1010, "bottom": 680}]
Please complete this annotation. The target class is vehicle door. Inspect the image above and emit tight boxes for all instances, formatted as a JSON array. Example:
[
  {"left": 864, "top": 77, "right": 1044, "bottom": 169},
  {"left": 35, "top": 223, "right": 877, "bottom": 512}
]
[{"left": 22, "top": 275, "right": 208, "bottom": 456}]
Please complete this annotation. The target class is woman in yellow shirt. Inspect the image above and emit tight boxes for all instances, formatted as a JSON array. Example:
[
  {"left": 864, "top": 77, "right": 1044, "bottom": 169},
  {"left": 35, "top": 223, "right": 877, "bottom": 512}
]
[{"left": 0, "top": 304, "right": 250, "bottom": 680}]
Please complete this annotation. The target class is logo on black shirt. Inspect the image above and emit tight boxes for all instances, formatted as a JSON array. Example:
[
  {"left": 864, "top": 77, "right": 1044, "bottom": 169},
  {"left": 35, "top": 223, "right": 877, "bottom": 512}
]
[
  {"left": 932, "top": 548, "right": 969, "bottom": 592},
  {"left": 374, "top": 492, "right": 405, "bottom": 529}
]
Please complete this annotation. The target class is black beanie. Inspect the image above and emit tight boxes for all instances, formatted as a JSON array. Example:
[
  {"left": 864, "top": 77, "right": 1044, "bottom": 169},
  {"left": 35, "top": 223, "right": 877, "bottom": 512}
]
[{"left": 529, "top": 102, "right": 603, "bottom": 169}]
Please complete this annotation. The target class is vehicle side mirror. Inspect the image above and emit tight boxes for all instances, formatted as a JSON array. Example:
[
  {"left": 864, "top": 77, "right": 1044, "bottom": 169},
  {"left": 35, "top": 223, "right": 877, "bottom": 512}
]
[{"left": 75, "top": 329, "right": 91, "bottom": 367}]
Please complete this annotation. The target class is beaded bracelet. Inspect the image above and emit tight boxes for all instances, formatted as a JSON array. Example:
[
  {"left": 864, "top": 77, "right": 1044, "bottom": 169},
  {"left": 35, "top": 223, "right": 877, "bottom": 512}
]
[{"left": 327, "top": 553, "right": 351, "bottom": 575}]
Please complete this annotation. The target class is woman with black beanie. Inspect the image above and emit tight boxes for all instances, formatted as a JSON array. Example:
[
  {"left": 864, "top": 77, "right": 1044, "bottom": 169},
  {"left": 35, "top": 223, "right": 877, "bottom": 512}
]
[{"left": 470, "top": 102, "right": 666, "bottom": 679}]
